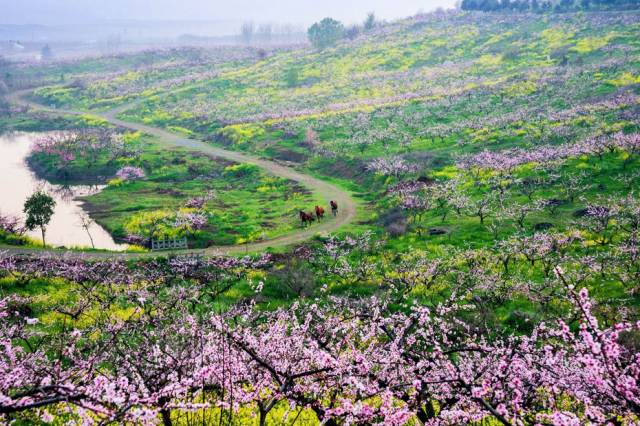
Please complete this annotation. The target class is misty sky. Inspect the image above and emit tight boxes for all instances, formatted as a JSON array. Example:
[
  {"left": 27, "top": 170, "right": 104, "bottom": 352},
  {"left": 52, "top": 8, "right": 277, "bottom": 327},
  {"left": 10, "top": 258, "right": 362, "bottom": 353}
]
[{"left": 2, "top": 0, "right": 457, "bottom": 26}]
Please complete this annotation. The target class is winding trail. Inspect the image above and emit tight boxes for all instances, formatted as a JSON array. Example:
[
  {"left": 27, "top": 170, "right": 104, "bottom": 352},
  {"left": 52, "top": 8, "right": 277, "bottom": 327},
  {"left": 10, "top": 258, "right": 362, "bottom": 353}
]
[{"left": 3, "top": 90, "right": 358, "bottom": 258}]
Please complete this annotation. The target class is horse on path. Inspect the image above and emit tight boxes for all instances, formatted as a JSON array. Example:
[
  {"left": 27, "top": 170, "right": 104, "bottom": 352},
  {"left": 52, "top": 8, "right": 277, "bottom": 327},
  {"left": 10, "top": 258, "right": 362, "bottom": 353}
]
[
  {"left": 315, "top": 205, "right": 325, "bottom": 220},
  {"left": 300, "top": 211, "right": 315, "bottom": 227}
]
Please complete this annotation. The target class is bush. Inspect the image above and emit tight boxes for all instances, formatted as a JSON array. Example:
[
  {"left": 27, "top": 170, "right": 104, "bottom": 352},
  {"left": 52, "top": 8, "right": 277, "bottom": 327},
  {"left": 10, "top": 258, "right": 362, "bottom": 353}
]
[
  {"left": 223, "top": 163, "right": 261, "bottom": 178},
  {"left": 271, "top": 258, "right": 316, "bottom": 298},
  {"left": 284, "top": 67, "right": 300, "bottom": 88},
  {"left": 308, "top": 18, "right": 344, "bottom": 49},
  {"left": 344, "top": 25, "right": 361, "bottom": 40}
]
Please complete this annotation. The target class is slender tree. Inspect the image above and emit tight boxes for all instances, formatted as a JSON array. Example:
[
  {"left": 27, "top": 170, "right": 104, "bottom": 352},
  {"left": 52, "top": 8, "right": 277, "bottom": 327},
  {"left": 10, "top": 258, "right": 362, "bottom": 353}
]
[
  {"left": 77, "top": 212, "right": 95, "bottom": 249},
  {"left": 364, "top": 12, "right": 376, "bottom": 30},
  {"left": 240, "top": 22, "right": 255, "bottom": 45},
  {"left": 23, "top": 191, "right": 56, "bottom": 246}
]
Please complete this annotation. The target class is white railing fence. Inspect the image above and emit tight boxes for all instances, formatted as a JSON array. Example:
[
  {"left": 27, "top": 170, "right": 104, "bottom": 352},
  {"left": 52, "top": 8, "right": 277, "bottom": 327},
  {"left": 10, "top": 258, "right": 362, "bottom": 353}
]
[{"left": 151, "top": 237, "right": 188, "bottom": 251}]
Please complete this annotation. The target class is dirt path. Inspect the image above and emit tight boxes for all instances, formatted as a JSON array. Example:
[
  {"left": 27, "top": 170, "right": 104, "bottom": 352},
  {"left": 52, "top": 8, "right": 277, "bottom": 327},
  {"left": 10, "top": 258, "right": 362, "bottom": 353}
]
[{"left": 3, "top": 90, "right": 358, "bottom": 258}]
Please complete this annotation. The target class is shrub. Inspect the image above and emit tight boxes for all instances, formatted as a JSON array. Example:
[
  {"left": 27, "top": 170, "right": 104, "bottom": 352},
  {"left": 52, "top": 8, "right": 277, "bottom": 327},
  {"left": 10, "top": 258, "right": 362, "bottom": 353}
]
[
  {"left": 308, "top": 18, "right": 344, "bottom": 49},
  {"left": 223, "top": 163, "right": 260, "bottom": 178}
]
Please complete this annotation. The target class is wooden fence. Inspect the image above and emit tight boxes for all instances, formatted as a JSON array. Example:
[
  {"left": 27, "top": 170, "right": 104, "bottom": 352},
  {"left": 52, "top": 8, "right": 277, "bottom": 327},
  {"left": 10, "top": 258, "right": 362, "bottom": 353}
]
[{"left": 151, "top": 237, "right": 188, "bottom": 251}]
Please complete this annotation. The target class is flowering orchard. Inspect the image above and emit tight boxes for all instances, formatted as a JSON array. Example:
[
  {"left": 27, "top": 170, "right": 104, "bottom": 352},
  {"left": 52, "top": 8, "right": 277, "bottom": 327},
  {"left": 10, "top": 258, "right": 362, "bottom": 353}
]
[
  {"left": 28, "top": 130, "right": 139, "bottom": 181},
  {"left": 1, "top": 234, "right": 640, "bottom": 425},
  {"left": 30, "top": 47, "right": 275, "bottom": 110}
]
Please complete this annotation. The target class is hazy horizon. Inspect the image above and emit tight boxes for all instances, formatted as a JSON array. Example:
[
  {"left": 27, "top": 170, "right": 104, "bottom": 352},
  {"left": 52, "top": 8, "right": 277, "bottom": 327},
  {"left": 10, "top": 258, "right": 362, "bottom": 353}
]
[{"left": 2, "top": 0, "right": 457, "bottom": 26}]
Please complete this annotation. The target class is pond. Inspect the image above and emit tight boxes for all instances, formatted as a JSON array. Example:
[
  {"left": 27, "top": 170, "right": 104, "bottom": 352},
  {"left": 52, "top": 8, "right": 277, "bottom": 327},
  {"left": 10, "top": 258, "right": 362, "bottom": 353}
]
[{"left": 0, "top": 132, "right": 128, "bottom": 251}]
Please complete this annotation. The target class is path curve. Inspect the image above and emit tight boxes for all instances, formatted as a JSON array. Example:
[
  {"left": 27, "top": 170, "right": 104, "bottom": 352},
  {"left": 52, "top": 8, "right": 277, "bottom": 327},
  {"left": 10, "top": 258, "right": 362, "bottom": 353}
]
[{"left": 3, "top": 90, "right": 358, "bottom": 258}]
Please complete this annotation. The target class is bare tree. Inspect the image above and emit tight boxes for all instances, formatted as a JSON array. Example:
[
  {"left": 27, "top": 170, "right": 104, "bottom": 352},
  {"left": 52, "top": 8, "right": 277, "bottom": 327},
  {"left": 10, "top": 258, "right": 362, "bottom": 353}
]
[
  {"left": 257, "top": 24, "right": 273, "bottom": 44},
  {"left": 241, "top": 22, "right": 255, "bottom": 45},
  {"left": 77, "top": 212, "right": 95, "bottom": 249},
  {"left": 466, "top": 192, "right": 497, "bottom": 225}
]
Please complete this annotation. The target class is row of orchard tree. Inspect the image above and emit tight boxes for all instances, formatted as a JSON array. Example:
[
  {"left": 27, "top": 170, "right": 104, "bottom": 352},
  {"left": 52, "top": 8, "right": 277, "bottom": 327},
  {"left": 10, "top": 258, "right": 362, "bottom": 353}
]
[{"left": 461, "top": 0, "right": 640, "bottom": 12}]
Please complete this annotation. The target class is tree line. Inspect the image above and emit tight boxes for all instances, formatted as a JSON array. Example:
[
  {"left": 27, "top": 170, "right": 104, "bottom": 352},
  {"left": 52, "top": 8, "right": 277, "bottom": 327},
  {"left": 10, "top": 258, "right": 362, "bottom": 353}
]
[{"left": 461, "top": 0, "right": 640, "bottom": 13}]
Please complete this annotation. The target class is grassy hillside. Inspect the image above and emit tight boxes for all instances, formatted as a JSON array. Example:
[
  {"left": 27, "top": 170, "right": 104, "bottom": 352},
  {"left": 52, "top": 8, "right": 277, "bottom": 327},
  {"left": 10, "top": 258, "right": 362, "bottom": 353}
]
[
  {"left": 10, "top": 9, "right": 640, "bottom": 301},
  {"left": 6, "top": 7, "right": 638, "bottom": 309},
  {"left": 2, "top": 10, "right": 640, "bottom": 425}
]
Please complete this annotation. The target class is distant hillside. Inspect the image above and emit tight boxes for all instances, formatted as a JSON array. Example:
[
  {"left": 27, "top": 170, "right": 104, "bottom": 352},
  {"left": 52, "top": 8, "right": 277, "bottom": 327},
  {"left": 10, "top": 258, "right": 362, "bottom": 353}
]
[{"left": 96, "top": 11, "right": 639, "bottom": 129}]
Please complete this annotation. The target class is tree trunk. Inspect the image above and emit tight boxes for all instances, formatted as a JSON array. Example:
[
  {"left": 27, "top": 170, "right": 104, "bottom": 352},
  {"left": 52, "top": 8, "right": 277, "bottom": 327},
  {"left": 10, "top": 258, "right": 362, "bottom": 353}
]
[
  {"left": 160, "top": 409, "right": 172, "bottom": 426},
  {"left": 40, "top": 227, "right": 46, "bottom": 247},
  {"left": 415, "top": 401, "right": 437, "bottom": 424},
  {"left": 311, "top": 407, "right": 339, "bottom": 426},
  {"left": 258, "top": 408, "right": 267, "bottom": 426},
  {"left": 83, "top": 226, "right": 95, "bottom": 249},
  {"left": 257, "top": 401, "right": 267, "bottom": 426}
]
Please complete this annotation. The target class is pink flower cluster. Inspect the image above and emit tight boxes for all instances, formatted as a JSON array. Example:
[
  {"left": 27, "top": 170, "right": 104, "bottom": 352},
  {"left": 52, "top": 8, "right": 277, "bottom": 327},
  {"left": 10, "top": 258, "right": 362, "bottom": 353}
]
[
  {"left": 184, "top": 191, "right": 216, "bottom": 209},
  {"left": 0, "top": 213, "right": 23, "bottom": 235},
  {"left": 115, "top": 166, "right": 146, "bottom": 181},
  {"left": 31, "top": 132, "right": 77, "bottom": 164},
  {"left": 367, "top": 156, "right": 419, "bottom": 177},
  {"left": 173, "top": 212, "right": 208, "bottom": 231},
  {"left": 458, "top": 132, "right": 640, "bottom": 173}
]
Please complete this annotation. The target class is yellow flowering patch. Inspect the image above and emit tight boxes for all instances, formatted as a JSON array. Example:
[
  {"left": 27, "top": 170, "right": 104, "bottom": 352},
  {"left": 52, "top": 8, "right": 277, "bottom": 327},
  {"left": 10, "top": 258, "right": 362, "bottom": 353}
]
[
  {"left": 570, "top": 36, "right": 612, "bottom": 54},
  {"left": 143, "top": 110, "right": 173, "bottom": 124},
  {"left": 539, "top": 28, "right": 575, "bottom": 50},
  {"left": 504, "top": 80, "right": 537, "bottom": 97},
  {"left": 79, "top": 114, "right": 109, "bottom": 127},
  {"left": 113, "top": 71, "right": 142, "bottom": 83},
  {"left": 256, "top": 185, "right": 276, "bottom": 193},
  {"left": 483, "top": 75, "right": 509, "bottom": 88},
  {"left": 219, "top": 123, "right": 266, "bottom": 145},
  {"left": 167, "top": 126, "right": 194, "bottom": 137},
  {"left": 608, "top": 72, "right": 640, "bottom": 87},
  {"left": 431, "top": 166, "right": 461, "bottom": 180},
  {"left": 484, "top": 30, "right": 514, "bottom": 46},
  {"left": 476, "top": 54, "right": 503, "bottom": 67},
  {"left": 453, "top": 25, "right": 480, "bottom": 43}
]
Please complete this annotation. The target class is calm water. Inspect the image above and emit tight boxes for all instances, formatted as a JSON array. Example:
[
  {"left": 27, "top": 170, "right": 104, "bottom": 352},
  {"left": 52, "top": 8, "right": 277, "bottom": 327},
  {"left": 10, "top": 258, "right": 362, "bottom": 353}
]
[{"left": 0, "top": 132, "right": 128, "bottom": 251}]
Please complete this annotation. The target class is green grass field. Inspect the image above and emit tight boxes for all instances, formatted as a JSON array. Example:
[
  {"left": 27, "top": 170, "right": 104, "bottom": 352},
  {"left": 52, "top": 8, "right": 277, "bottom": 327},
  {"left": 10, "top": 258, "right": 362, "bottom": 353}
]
[{"left": 26, "top": 131, "right": 322, "bottom": 248}]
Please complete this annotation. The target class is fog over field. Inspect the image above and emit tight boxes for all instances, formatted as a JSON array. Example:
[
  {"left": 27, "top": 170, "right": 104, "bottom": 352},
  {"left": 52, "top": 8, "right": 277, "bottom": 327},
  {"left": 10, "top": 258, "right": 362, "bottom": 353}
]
[
  {"left": 3, "top": 0, "right": 455, "bottom": 25},
  {"left": 1, "top": 0, "right": 456, "bottom": 59}
]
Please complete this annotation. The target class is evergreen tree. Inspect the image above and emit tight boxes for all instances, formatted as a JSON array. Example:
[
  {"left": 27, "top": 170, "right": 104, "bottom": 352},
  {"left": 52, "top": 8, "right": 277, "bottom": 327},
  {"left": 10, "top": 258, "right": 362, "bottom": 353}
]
[
  {"left": 308, "top": 18, "right": 344, "bottom": 49},
  {"left": 364, "top": 12, "right": 376, "bottom": 31}
]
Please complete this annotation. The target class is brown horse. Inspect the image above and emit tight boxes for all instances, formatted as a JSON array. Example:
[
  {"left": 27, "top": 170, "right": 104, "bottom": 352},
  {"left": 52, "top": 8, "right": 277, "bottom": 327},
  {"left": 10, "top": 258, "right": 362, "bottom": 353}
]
[
  {"left": 315, "top": 205, "right": 325, "bottom": 220},
  {"left": 300, "top": 211, "right": 315, "bottom": 226}
]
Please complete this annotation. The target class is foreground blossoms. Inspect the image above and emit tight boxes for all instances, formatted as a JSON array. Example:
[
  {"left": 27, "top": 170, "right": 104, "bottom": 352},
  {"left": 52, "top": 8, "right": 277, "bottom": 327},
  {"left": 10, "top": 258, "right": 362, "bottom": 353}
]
[{"left": 0, "top": 252, "right": 639, "bottom": 425}]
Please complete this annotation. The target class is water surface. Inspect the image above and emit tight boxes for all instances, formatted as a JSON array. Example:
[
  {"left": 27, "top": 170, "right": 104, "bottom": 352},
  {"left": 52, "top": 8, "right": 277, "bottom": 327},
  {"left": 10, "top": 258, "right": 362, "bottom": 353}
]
[{"left": 0, "top": 132, "right": 127, "bottom": 251}]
